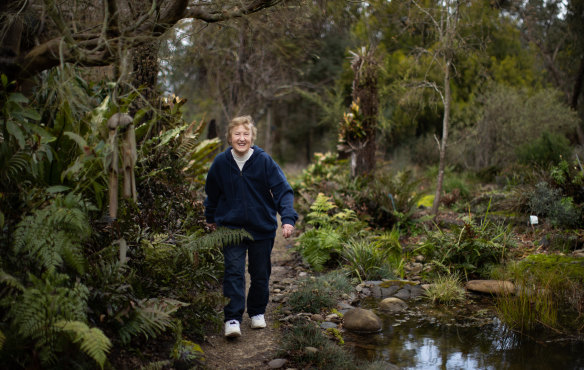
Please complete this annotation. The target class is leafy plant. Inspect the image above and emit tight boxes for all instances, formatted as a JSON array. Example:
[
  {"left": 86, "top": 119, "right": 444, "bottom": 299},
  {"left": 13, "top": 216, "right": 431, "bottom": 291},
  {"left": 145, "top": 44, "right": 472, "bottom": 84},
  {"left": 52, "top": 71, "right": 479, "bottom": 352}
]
[
  {"left": 288, "top": 271, "right": 353, "bottom": 313},
  {"left": 418, "top": 212, "right": 513, "bottom": 278},
  {"left": 279, "top": 321, "right": 356, "bottom": 370},
  {"left": 341, "top": 237, "right": 397, "bottom": 281},
  {"left": 296, "top": 193, "right": 368, "bottom": 271},
  {"left": 528, "top": 182, "right": 581, "bottom": 228}
]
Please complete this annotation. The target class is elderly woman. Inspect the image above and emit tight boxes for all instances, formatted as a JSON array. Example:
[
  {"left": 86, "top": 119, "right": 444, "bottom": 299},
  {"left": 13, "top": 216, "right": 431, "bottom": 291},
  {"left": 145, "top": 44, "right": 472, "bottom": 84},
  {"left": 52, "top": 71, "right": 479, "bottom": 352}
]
[{"left": 204, "top": 115, "right": 298, "bottom": 338}]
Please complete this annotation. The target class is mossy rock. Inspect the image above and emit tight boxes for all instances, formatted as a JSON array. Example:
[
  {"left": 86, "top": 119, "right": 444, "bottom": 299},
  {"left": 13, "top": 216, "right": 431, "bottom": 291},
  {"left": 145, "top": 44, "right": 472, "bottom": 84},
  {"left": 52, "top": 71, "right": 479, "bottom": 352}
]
[
  {"left": 519, "top": 255, "right": 584, "bottom": 282},
  {"left": 379, "top": 280, "right": 417, "bottom": 288}
]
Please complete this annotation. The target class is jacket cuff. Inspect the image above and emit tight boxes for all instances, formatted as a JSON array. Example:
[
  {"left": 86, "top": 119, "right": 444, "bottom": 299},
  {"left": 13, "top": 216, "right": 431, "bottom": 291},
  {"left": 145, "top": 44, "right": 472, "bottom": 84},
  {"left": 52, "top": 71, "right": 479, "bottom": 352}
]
[{"left": 281, "top": 218, "right": 295, "bottom": 227}]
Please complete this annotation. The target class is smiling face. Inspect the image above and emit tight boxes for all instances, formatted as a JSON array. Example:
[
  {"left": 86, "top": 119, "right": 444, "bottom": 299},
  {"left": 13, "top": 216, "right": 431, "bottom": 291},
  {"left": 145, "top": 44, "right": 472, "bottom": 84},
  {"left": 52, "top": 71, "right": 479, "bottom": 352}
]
[{"left": 230, "top": 124, "right": 253, "bottom": 156}]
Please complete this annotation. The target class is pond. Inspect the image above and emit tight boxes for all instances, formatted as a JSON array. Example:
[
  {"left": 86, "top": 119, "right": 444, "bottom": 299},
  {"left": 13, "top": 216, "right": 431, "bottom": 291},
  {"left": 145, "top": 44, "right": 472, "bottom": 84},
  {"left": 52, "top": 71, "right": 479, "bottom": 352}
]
[{"left": 344, "top": 296, "right": 584, "bottom": 369}]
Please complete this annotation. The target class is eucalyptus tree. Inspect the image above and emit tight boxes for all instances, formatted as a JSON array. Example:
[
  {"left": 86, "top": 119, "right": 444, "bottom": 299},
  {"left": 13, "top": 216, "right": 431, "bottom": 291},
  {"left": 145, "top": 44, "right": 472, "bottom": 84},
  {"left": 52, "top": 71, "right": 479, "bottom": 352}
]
[
  {"left": 162, "top": 0, "right": 356, "bottom": 161},
  {"left": 517, "top": 0, "right": 584, "bottom": 143}
]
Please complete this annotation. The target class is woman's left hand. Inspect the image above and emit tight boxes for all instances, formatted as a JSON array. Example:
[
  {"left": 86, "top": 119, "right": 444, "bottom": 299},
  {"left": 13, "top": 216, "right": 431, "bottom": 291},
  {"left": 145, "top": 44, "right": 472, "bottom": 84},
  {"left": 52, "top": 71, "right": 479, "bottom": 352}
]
[{"left": 282, "top": 224, "right": 294, "bottom": 239}]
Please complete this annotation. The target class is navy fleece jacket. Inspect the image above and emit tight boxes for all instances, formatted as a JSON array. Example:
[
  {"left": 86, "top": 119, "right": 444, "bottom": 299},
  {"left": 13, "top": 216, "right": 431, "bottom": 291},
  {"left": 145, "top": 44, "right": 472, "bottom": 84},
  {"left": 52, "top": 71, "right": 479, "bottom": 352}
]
[{"left": 204, "top": 146, "right": 298, "bottom": 240}]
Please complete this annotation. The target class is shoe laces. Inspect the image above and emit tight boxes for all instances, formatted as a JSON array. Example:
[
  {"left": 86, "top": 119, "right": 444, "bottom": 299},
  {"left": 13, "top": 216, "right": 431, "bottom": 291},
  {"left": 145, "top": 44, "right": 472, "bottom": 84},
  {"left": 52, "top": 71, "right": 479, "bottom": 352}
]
[{"left": 228, "top": 320, "right": 239, "bottom": 326}]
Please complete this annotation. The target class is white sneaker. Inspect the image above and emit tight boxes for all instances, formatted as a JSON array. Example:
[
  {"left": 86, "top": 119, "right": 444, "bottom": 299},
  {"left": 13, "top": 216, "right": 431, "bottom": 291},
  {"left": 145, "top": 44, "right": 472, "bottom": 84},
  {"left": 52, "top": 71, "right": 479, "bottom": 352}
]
[
  {"left": 224, "top": 320, "right": 241, "bottom": 337},
  {"left": 250, "top": 314, "right": 266, "bottom": 329}
]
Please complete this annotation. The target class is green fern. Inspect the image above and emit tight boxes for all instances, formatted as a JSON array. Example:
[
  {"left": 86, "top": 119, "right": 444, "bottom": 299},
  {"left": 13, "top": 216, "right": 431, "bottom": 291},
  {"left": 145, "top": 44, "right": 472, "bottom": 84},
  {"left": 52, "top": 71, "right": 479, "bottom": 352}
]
[
  {"left": 177, "top": 227, "right": 252, "bottom": 264},
  {"left": 306, "top": 193, "right": 337, "bottom": 227},
  {"left": 12, "top": 192, "right": 91, "bottom": 274},
  {"left": 117, "top": 298, "right": 188, "bottom": 344},
  {"left": 54, "top": 320, "right": 111, "bottom": 369},
  {"left": 2, "top": 271, "right": 91, "bottom": 365}
]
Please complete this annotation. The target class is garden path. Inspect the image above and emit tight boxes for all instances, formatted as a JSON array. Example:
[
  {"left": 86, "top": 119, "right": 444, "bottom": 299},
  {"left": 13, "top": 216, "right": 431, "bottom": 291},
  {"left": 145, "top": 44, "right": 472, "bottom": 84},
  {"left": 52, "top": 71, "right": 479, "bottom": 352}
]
[{"left": 200, "top": 218, "right": 294, "bottom": 369}]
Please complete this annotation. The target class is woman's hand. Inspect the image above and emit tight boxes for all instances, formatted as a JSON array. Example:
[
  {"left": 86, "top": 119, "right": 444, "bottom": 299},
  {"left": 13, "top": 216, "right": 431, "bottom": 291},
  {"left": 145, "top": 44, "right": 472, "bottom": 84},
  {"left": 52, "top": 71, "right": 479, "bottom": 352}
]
[{"left": 282, "top": 224, "right": 294, "bottom": 239}]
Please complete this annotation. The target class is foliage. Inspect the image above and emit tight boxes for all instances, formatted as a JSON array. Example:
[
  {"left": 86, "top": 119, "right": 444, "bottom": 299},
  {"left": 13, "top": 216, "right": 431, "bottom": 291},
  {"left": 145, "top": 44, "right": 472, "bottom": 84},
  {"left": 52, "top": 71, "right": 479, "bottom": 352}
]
[
  {"left": 288, "top": 271, "right": 353, "bottom": 314},
  {"left": 279, "top": 321, "right": 356, "bottom": 370},
  {"left": 341, "top": 231, "right": 402, "bottom": 281},
  {"left": 12, "top": 192, "right": 92, "bottom": 274},
  {"left": 495, "top": 255, "right": 584, "bottom": 335},
  {"left": 0, "top": 270, "right": 110, "bottom": 368},
  {"left": 527, "top": 182, "right": 581, "bottom": 228},
  {"left": 424, "top": 275, "right": 466, "bottom": 305},
  {"left": 417, "top": 213, "right": 513, "bottom": 278},
  {"left": 516, "top": 131, "right": 572, "bottom": 167},
  {"left": 296, "top": 193, "right": 368, "bottom": 271},
  {"left": 452, "top": 86, "right": 579, "bottom": 171}
]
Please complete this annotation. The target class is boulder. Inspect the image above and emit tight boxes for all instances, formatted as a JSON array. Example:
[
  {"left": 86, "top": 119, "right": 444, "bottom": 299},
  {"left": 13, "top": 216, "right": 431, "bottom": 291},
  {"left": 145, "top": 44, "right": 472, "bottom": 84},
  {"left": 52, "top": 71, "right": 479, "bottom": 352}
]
[
  {"left": 268, "top": 359, "right": 287, "bottom": 368},
  {"left": 343, "top": 308, "right": 382, "bottom": 333},
  {"left": 379, "top": 297, "right": 408, "bottom": 312},
  {"left": 465, "top": 280, "right": 514, "bottom": 295}
]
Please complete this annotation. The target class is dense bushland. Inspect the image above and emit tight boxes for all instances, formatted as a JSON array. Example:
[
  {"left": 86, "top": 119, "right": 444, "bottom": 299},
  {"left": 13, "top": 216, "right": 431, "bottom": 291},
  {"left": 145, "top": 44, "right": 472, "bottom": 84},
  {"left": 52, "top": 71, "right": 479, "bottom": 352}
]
[{"left": 0, "top": 71, "right": 247, "bottom": 368}]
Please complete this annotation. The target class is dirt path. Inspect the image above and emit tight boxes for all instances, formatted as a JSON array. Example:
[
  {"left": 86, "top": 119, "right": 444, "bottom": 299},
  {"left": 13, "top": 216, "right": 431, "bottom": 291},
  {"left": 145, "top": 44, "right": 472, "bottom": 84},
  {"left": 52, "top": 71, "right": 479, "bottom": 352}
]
[{"left": 201, "top": 220, "right": 295, "bottom": 369}]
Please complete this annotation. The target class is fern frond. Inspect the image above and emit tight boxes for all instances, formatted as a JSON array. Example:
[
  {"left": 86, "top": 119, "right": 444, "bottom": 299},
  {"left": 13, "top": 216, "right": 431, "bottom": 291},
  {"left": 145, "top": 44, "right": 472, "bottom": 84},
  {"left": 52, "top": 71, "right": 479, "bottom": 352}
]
[
  {"left": 118, "top": 298, "right": 187, "bottom": 344},
  {"left": 0, "top": 269, "right": 25, "bottom": 294},
  {"left": 54, "top": 320, "right": 112, "bottom": 369},
  {"left": 177, "top": 227, "right": 251, "bottom": 264},
  {"left": 12, "top": 193, "right": 90, "bottom": 274},
  {"left": 0, "top": 148, "right": 30, "bottom": 186}
]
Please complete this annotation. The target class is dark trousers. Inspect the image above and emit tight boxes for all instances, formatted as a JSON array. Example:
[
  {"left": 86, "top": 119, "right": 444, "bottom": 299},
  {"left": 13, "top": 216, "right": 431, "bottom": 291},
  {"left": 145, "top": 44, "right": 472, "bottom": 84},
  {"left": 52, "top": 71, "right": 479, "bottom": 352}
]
[{"left": 223, "top": 238, "right": 274, "bottom": 323}]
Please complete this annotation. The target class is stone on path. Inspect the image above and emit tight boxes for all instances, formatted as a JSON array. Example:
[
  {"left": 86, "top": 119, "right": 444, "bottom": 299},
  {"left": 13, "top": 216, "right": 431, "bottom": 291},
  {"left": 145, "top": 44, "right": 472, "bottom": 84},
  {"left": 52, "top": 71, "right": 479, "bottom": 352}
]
[
  {"left": 320, "top": 321, "right": 338, "bottom": 329},
  {"left": 343, "top": 308, "right": 382, "bottom": 333},
  {"left": 379, "top": 297, "right": 408, "bottom": 312},
  {"left": 465, "top": 280, "right": 515, "bottom": 295},
  {"left": 268, "top": 358, "right": 287, "bottom": 368},
  {"left": 304, "top": 346, "right": 319, "bottom": 355}
]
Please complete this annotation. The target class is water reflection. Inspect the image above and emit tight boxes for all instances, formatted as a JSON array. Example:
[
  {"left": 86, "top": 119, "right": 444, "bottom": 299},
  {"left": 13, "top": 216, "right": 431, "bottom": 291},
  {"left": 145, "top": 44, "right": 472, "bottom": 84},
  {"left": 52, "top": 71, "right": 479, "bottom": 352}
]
[{"left": 344, "top": 299, "right": 584, "bottom": 369}]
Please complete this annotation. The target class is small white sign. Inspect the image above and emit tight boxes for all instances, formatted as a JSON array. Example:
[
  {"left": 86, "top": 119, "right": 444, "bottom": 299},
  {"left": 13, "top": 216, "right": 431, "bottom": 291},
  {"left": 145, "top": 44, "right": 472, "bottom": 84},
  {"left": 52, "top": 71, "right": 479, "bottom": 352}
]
[{"left": 529, "top": 215, "right": 539, "bottom": 225}]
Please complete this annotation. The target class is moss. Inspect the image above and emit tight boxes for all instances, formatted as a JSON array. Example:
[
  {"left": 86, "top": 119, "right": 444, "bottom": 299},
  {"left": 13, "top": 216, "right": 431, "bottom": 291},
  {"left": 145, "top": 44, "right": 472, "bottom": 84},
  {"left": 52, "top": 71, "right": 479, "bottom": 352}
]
[
  {"left": 519, "top": 255, "right": 584, "bottom": 282},
  {"left": 378, "top": 280, "right": 417, "bottom": 288},
  {"left": 417, "top": 194, "right": 434, "bottom": 208}
]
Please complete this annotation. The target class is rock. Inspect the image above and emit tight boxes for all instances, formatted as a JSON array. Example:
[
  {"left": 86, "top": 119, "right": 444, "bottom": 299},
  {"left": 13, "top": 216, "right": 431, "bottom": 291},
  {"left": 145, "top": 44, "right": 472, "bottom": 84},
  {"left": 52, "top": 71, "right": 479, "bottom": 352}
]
[
  {"left": 304, "top": 346, "right": 318, "bottom": 354},
  {"left": 273, "top": 288, "right": 281, "bottom": 293},
  {"left": 406, "top": 262, "right": 424, "bottom": 275},
  {"left": 343, "top": 308, "right": 382, "bottom": 333},
  {"left": 394, "top": 288, "right": 411, "bottom": 300},
  {"left": 268, "top": 358, "right": 287, "bottom": 368},
  {"left": 338, "top": 302, "right": 354, "bottom": 310},
  {"left": 465, "top": 280, "right": 515, "bottom": 295},
  {"left": 325, "top": 313, "right": 340, "bottom": 322},
  {"left": 272, "top": 295, "right": 284, "bottom": 302},
  {"left": 311, "top": 314, "right": 324, "bottom": 322},
  {"left": 409, "top": 285, "right": 426, "bottom": 299},
  {"left": 320, "top": 321, "right": 338, "bottom": 329},
  {"left": 298, "top": 271, "right": 308, "bottom": 277},
  {"left": 381, "top": 286, "right": 401, "bottom": 298},
  {"left": 415, "top": 255, "right": 425, "bottom": 263},
  {"left": 379, "top": 297, "right": 408, "bottom": 312}
]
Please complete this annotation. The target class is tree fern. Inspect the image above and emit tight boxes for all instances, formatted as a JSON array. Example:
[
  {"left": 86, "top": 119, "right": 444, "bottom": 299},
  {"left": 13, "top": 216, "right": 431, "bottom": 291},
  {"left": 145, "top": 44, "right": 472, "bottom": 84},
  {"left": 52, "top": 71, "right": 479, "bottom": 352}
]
[
  {"left": 54, "top": 320, "right": 111, "bottom": 369},
  {"left": 306, "top": 193, "right": 337, "bottom": 227},
  {"left": 12, "top": 192, "right": 91, "bottom": 274}
]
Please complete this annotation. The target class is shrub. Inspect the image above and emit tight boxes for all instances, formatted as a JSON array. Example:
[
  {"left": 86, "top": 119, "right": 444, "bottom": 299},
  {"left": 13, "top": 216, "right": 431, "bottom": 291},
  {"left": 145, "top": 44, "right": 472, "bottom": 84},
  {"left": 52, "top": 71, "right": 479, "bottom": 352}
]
[
  {"left": 417, "top": 213, "right": 513, "bottom": 278},
  {"left": 288, "top": 271, "right": 353, "bottom": 313},
  {"left": 296, "top": 194, "right": 368, "bottom": 271},
  {"left": 528, "top": 182, "right": 581, "bottom": 228},
  {"left": 516, "top": 131, "right": 572, "bottom": 167},
  {"left": 279, "top": 321, "right": 356, "bottom": 370},
  {"left": 342, "top": 230, "right": 403, "bottom": 281}
]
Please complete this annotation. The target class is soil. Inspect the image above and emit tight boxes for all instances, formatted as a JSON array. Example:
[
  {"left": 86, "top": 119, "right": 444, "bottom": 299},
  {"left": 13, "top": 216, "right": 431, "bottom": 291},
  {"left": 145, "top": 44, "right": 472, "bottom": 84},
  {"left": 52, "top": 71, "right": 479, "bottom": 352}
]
[{"left": 200, "top": 222, "right": 295, "bottom": 369}]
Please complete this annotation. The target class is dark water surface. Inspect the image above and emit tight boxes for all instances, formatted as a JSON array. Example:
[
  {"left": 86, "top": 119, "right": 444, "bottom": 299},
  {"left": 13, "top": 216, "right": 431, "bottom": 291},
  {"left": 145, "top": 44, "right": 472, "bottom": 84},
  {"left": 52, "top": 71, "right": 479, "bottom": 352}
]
[{"left": 345, "top": 297, "right": 584, "bottom": 369}]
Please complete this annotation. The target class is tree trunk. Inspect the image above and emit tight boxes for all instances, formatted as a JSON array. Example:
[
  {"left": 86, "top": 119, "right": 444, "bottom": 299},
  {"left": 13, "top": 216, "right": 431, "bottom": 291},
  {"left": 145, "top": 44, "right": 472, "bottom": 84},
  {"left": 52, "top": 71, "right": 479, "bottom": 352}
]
[
  {"left": 432, "top": 60, "right": 451, "bottom": 216},
  {"left": 351, "top": 48, "right": 378, "bottom": 177},
  {"left": 264, "top": 103, "right": 273, "bottom": 154},
  {"left": 570, "top": 56, "right": 584, "bottom": 144}
]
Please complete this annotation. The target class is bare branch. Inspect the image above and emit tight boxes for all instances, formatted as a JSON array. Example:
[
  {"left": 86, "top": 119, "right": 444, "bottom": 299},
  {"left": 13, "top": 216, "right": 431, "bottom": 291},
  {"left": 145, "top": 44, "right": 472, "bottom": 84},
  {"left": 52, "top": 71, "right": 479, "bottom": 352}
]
[{"left": 185, "top": 0, "right": 284, "bottom": 23}]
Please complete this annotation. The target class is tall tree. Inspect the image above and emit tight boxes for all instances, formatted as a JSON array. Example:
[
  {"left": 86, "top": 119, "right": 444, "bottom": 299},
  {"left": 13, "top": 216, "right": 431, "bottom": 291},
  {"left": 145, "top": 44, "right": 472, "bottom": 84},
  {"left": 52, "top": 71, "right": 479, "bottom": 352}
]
[
  {"left": 0, "top": 0, "right": 284, "bottom": 81},
  {"left": 347, "top": 46, "right": 379, "bottom": 177}
]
